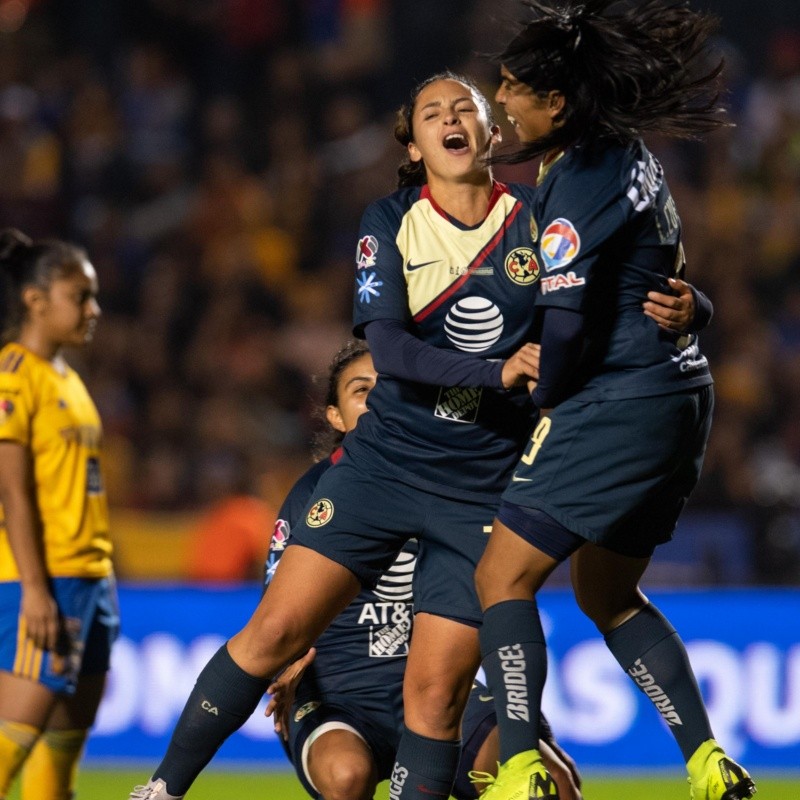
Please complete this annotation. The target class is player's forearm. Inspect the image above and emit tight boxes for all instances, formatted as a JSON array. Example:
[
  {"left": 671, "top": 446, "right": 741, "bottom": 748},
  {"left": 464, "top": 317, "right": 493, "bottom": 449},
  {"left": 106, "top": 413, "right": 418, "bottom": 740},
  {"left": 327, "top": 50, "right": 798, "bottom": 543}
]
[
  {"left": 531, "top": 306, "right": 586, "bottom": 408},
  {"left": 365, "top": 318, "right": 503, "bottom": 388}
]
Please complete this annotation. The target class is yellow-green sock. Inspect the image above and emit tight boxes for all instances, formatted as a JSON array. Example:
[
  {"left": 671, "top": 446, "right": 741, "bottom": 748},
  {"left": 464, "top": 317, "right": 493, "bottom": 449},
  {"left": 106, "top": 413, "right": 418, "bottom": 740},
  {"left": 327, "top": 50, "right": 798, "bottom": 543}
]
[
  {"left": 21, "top": 728, "right": 87, "bottom": 800},
  {"left": 0, "top": 719, "right": 41, "bottom": 798}
]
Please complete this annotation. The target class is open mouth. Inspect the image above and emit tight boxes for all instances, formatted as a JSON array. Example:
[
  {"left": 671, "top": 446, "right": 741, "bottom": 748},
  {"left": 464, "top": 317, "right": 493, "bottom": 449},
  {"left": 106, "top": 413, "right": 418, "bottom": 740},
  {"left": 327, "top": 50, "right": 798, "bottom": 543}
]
[
  {"left": 443, "top": 132, "right": 469, "bottom": 154},
  {"left": 507, "top": 115, "right": 517, "bottom": 128}
]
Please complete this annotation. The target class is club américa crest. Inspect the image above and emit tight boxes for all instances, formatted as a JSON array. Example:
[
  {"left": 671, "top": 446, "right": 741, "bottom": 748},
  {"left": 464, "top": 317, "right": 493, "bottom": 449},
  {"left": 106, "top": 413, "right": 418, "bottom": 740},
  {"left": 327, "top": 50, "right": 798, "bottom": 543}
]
[
  {"left": 306, "top": 498, "right": 334, "bottom": 527},
  {"left": 504, "top": 247, "right": 539, "bottom": 286}
]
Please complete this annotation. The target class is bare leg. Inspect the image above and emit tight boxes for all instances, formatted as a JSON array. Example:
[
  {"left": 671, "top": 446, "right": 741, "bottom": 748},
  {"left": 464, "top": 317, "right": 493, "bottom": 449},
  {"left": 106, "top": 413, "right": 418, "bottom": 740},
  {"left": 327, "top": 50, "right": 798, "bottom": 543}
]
[
  {"left": 306, "top": 729, "right": 378, "bottom": 800},
  {"left": 393, "top": 613, "right": 481, "bottom": 800}
]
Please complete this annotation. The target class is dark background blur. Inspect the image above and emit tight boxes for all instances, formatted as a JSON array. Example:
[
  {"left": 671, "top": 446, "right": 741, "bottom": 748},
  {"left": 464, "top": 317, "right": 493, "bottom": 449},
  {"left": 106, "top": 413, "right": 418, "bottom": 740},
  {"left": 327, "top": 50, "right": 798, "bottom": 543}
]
[{"left": 1, "top": 0, "right": 798, "bottom": 584}]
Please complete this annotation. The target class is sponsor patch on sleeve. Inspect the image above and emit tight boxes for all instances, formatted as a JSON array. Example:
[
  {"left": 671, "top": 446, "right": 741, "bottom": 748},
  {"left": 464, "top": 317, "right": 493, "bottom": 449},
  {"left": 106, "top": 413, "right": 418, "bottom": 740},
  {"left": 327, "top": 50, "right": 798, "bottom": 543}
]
[{"left": 540, "top": 218, "right": 580, "bottom": 271}]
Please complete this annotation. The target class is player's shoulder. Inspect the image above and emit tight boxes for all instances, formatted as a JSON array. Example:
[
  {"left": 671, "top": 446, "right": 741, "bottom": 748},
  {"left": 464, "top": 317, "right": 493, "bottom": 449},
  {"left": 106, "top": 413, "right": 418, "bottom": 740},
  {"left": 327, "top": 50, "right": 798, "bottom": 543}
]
[
  {"left": 284, "top": 456, "right": 333, "bottom": 505},
  {"left": 362, "top": 186, "right": 424, "bottom": 225},
  {"left": 0, "top": 343, "right": 38, "bottom": 387},
  {"left": 504, "top": 181, "right": 537, "bottom": 204}
]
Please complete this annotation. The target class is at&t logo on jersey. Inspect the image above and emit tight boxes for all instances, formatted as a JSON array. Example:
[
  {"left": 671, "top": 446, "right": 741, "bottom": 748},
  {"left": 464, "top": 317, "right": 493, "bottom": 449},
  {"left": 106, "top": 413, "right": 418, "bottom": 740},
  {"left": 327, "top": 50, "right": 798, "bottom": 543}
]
[
  {"left": 541, "top": 218, "right": 581, "bottom": 271},
  {"left": 504, "top": 247, "right": 539, "bottom": 286},
  {"left": 306, "top": 499, "right": 334, "bottom": 527},
  {"left": 444, "top": 296, "right": 504, "bottom": 352},
  {"left": 540, "top": 272, "right": 586, "bottom": 294},
  {"left": 356, "top": 235, "right": 378, "bottom": 268},
  {"left": 360, "top": 550, "right": 415, "bottom": 657}
]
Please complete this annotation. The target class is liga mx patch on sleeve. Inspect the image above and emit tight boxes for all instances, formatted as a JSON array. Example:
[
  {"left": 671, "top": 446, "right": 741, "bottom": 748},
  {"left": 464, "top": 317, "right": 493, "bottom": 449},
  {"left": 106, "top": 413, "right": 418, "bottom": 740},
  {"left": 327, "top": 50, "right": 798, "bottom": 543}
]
[
  {"left": 356, "top": 235, "right": 378, "bottom": 269},
  {"left": 0, "top": 398, "right": 14, "bottom": 424}
]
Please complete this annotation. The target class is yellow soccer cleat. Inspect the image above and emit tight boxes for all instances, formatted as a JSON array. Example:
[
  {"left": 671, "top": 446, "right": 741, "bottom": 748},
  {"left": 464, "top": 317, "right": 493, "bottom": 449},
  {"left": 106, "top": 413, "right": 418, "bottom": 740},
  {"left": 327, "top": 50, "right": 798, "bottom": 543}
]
[
  {"left": 469, "top": 749, "right": 559, "bottom": 799},
  {"left": 687, "top": 740, "right": 756, "bottom": 800}
]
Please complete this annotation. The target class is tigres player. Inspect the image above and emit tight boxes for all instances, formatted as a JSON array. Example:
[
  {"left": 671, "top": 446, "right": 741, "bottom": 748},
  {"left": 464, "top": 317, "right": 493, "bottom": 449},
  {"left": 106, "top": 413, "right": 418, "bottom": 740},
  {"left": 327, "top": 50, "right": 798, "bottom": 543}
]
[{"left": 0, "top": 229, "right": 118, "bottom": 800}]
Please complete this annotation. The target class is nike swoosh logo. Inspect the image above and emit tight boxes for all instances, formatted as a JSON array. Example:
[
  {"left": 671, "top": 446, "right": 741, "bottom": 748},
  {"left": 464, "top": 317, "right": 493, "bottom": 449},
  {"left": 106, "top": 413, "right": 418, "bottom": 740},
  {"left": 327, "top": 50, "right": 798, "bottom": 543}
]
[
  {"left": 479, "top": 694, "right": 494, "bottom": 702},
  {"left": 512, "top": 473, "right": 533, "bottom": 482},
  {"left": 406, "top": 259, "right": 440, "bottom": 271}
]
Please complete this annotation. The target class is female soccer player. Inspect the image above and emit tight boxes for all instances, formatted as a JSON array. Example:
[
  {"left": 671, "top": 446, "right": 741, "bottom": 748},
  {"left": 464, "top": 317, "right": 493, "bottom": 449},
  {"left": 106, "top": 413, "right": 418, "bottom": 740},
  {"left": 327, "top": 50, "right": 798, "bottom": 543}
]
[
  {"left": 474, "top": 3, "right": 756, "bottom": 800},
  {"left": 0, "top": 229, "right": 118, "bottom": 800},
  {"left": 129, "top": 72, "right": 705, "bottom": 800},
  {"left": 264, "top": 340, "right": 583, "bottom": 800}
]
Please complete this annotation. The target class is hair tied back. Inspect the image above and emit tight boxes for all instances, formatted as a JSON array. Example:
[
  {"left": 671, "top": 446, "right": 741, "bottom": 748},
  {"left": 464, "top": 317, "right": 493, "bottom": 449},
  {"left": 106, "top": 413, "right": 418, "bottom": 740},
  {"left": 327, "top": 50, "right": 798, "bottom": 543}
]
[{"left": 0, "top": 229, "right": 33, "bottom": 274}]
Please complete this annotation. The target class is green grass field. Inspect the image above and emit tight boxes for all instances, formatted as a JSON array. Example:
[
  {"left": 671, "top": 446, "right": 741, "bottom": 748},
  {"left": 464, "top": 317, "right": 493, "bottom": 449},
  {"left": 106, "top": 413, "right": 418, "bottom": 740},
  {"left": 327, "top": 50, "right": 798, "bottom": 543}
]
[{"left": 9, "top": 767, "right": 797, "bottom": 799}]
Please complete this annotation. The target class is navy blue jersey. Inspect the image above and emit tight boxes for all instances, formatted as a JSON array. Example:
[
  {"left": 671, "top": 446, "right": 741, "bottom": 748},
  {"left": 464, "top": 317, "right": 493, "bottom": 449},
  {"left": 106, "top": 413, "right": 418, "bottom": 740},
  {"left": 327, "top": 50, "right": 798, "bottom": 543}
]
[
  {"left": 266, "top": 450, "right": 416, "bottom": 700},
  {"left": 350, "top": 181, "right": 540, "bottom": 502},
  {"left": 533, "top": 140, "right": 713, "bottom": 400}
]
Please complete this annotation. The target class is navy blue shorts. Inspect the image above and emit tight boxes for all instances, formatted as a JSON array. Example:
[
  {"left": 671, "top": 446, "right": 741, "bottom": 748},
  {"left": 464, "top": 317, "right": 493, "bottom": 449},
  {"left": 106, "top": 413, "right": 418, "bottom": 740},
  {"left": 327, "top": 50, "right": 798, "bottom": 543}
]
[
  {"left": 502, "top": 386, "right": 714, "bottom": 558},
  {"left": 285, "top": 688, "right": 404, "bottom": 798},
  {"left": 290, "top": 453, "right": 497, "bottom": 626},
  {"left": 0, "top": 576, "right": 120, "bottom": 694}
]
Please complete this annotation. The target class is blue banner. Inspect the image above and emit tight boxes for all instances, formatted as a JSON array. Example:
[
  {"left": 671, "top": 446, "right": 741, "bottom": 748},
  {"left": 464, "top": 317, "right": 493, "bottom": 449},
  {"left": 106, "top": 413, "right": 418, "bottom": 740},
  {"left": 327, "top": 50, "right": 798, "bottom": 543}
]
[{"left": 86, "top": 586, "right": 800, "bottom": 769}]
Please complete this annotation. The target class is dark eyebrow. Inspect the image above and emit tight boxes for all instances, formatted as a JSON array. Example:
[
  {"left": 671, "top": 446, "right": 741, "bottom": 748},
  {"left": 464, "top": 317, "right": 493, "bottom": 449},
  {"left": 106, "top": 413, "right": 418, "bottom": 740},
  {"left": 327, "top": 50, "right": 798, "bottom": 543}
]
[
  {"left": 419, "top": 96, "right": 474, "bottom": 113},
  {"left": 344, "top": 375, "right": 373, "bottom": 389}
]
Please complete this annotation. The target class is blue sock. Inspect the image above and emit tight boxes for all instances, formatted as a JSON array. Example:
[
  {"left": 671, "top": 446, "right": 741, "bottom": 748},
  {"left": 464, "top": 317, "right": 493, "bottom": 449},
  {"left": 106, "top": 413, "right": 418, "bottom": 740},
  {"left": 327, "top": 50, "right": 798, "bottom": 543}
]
[
  {"left": 390, "top": 728, "right": 460, "bottom": 800},
  {"left": 153, "top": 644, "right": 268, "bottom": 795},
  {"left": 480, "top": 599, "right": 546, "bottom": 763},
  {"left": 605, "top": 603, "right": 714, "bottom": 762}
]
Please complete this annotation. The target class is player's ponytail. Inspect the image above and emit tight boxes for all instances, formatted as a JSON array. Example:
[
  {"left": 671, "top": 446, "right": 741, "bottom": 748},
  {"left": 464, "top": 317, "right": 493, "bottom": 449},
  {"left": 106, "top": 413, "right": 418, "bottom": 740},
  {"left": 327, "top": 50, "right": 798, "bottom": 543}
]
[{"left": 493, "top": 0, "right": 729, "bottom": 163}]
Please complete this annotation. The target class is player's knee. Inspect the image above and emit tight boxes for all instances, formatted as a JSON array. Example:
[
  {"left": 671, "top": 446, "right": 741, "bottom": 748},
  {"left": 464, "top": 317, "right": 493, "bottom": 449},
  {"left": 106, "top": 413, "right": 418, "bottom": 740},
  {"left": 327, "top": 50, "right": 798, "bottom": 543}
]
[
  {"left": 404, "top": 678, "right": 467, "bottom": 736},
  {"left": 315, "top": 757, "right": 374, "bottom": 800},
  {"left": 237, "top": 611, "right": 312, "bottom": 666}
]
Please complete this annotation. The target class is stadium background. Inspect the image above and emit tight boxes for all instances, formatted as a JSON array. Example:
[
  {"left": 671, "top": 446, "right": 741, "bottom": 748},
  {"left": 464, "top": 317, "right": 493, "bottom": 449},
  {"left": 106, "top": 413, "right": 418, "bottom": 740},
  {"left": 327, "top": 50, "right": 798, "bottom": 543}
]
[{"left": 0, "top": 0, "right": 798, "bottom": 795}]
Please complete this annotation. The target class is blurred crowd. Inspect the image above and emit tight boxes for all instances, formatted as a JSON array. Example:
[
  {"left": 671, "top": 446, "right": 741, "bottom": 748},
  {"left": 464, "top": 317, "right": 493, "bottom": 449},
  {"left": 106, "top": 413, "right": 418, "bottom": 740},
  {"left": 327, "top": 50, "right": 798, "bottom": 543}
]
[{"left": 0, "top": 0, "right": 798, "bottom": 583}]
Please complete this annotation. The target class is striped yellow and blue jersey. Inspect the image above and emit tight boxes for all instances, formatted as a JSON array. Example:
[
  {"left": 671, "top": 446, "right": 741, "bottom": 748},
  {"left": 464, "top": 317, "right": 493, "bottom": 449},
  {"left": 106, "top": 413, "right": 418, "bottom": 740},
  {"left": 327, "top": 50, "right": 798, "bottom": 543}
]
[
  {"left": 0, "top": 343, "right": 112, "bottom": 580},
  {"left": 350, "top": 181, "right": 540, "bottom": 501}
]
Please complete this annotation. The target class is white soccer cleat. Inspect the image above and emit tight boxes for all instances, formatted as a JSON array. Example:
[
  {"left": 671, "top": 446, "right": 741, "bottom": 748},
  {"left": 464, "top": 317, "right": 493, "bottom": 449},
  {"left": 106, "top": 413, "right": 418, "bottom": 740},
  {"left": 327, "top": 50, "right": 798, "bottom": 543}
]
[{"left": 128, "top": 778, "right": 184, "bottom": 800}]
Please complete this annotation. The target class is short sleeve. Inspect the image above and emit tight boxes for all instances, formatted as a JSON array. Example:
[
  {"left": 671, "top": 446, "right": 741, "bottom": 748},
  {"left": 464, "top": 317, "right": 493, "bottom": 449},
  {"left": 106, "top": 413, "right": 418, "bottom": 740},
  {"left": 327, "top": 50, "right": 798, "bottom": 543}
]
[{"left": 0, "top": 368, "right": 33, "bottom": 446}]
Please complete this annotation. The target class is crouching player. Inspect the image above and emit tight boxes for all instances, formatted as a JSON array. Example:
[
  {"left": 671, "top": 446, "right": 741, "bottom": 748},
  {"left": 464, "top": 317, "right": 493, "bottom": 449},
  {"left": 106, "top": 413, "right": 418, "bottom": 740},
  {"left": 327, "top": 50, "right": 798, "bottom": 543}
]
[{"left": 263, "top": 340, "right": 583, "bottom": 800}]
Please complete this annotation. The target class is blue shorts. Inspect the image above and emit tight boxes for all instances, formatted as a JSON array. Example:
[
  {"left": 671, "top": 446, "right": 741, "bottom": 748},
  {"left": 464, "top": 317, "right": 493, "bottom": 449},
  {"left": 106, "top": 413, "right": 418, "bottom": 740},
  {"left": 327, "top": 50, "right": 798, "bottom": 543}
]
[
  {"left": 502, "top": 386, "right": 714, "bottom": 558},
  {"left": 285, "top": 688, "right": 404, "bottom": 798},
  {"left": 0, "top": 576, "right": 120, "bottom": 694},
  {"left": 290, "top": 453, "right": 496, "bottom": 626}
]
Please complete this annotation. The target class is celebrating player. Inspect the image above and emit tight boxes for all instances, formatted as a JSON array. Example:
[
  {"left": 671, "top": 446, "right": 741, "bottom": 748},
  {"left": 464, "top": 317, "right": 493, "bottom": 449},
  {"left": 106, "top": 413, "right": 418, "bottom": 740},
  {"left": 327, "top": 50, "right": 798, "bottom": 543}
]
[
  {"left": 473, "top": 3, "right": 756, "bottom": 799},
  {"left": 128, "top": 71, "right": 706, "bottom": 800},
  {"left": 264, "top": 340, "right": 583, "bottom": 800},
  {"left": 0, "top": 229, "right": 118, "bottom": 800}
]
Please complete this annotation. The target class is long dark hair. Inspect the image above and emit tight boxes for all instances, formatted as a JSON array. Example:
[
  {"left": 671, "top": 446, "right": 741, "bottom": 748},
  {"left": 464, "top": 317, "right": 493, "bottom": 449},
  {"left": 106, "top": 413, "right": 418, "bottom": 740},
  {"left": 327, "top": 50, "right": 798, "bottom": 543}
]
[
  {"left": 495, "top": 0, "right": 728, "bottom": 162},
  {"left": 394, "top": 71, "right": 495, "bottom": 188},
  {"left": 311, "top": 339, "right": 371, "bottom": 460},
  {"left": 0, "top": 228, "right": 88, "bottom": 342}
]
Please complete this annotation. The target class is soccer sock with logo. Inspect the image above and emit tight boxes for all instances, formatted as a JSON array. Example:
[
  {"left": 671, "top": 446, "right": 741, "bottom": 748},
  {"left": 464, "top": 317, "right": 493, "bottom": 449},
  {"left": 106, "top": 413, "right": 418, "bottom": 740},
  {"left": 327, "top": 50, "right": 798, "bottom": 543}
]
[
  {"left": 151, "top": 644, "right": 268, "bottom": 796},
  {"left": 604, "top": 602, "right": 714, "bottom": 761},
  {"left": 20, "top": 728, "right": 87, "bottom": 800},
  {"left": 390, "top": 728, "right": 460, "bottom": 800},
  {"left": 479, "top": 599, "right": 547, "bottom": 764}
]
